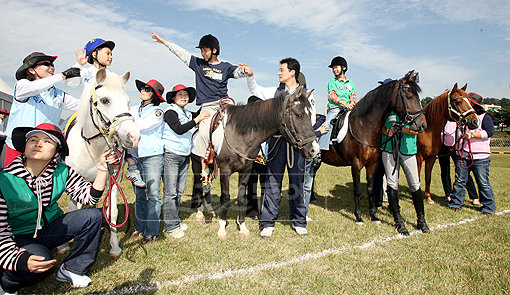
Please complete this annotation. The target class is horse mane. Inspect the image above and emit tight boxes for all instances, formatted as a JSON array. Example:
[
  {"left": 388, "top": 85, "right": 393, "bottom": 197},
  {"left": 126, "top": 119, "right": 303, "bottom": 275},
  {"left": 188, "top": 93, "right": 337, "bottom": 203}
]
[
  {"left": 424, "top": 90, "right": 448, "bottom": 122},
  {"left": 227, "top": 93, "right": 286, "bottom": 135},
  {"left": 351, "top": 80, "right": 421, "bottom": 118}
]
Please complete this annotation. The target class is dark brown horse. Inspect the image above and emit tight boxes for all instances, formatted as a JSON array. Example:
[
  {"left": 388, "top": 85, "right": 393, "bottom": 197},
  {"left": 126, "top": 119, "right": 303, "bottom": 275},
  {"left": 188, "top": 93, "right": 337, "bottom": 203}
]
[
  {"left": 321, "top": 71, "right": 426, "bottom": 223},
  {"left": 215, "top": 86, "right": 319, "bottom": 239},
  {"left": 416, "top": 83, "right": 479, "bottom": 204}
]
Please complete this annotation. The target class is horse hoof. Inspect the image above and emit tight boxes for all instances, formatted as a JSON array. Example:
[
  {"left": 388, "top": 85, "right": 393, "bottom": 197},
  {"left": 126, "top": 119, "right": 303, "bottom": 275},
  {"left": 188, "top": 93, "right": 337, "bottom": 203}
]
[
  {"left": 239, "top": 230, "right": 250, "bottom": 237},
  {"left": 195, "top": 211, "right": 205, "bottom": 221},
  {"left": 427, "top": 199, "right": 435, "bottom": 205},
  {"left": 110, "top": 253, "right": 121, "bottom": 259},
  {"left": 355, "top": 221, "right": 365, "bottom": 226},
  {"left": 373, "top": 220, "right": 381, "bottom": 225},
  {"left": 218, "top": 233, "right": 227, "bottom": 240}
]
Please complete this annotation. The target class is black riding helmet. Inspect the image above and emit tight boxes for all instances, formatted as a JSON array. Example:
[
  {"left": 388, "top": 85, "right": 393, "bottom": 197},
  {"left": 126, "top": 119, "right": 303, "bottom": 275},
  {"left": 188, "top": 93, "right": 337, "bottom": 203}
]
[
  {"left": 328, "top": 56, "right": 348, "bottom": 72},
  {"left": 196, "top": 34, "right": 220, "bottom": 55}
]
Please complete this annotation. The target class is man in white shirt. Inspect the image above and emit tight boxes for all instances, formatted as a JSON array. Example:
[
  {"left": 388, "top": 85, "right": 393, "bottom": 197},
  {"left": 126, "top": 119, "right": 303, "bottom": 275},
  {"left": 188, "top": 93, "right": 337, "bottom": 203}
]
[{"left": 244, "top": 58, "right": 316, "bottom": 237}]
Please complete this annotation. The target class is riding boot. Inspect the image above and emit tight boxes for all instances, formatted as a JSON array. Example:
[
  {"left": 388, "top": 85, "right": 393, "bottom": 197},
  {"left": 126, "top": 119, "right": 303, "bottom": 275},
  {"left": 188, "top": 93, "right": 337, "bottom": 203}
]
[
  {"left": 411, "top": 188, "right": 430, "bottom": 233},
  {"left": 386, "top": 186, "right": 409, "bottom": 236}
]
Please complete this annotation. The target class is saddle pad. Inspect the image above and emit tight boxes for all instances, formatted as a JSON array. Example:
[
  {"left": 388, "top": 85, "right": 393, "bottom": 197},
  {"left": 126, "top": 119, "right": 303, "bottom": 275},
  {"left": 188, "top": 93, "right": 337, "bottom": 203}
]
[
  {"left": 211, "top": 112, "right": 227, "bottom": 155},
  {"left": 334, "top": 111, "right": 350, "bottom": 144}
]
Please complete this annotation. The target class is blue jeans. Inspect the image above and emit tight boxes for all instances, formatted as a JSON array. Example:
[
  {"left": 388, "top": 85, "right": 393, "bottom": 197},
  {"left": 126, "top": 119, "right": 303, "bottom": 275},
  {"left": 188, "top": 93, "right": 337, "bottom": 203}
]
[
  {"left": 303, "top": 158, "right": 314, "bottom": 214},
  {"left": 1, "top": 209, "right": 102, "bottom": 293},
  {"left": 162, "top": 151, "right": 189, "bottom": 231},
  {"left": 449, "top": 155, "right": 496, "bottom": 213},
  {"left": 318, "top": 107, "right": 342, "bottom": 150},
  {"left": 133, "top": 154, "right": 163, "bottom": 237}
]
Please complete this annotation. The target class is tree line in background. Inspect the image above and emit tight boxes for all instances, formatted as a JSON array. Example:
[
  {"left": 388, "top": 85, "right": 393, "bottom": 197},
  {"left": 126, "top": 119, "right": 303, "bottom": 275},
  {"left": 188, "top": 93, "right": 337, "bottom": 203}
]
[{"left": 421, "top": 97, "right": 510, "bottom": 132}]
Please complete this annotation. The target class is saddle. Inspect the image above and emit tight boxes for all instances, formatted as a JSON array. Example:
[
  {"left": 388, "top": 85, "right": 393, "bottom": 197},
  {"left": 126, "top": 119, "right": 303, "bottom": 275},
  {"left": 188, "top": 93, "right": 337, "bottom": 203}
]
[
  {"left": 329, "top": 108, "right": 350, "bottom": 145},
  {"left": 205, "top": 97, "right": 235, "bottom": 165}
]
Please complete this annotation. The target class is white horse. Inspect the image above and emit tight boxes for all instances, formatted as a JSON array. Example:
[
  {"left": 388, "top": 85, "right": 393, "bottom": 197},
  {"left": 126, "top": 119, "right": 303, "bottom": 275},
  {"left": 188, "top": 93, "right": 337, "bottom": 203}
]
[{"left": 65, "top": 68, "right": 140, "bottom": 258}]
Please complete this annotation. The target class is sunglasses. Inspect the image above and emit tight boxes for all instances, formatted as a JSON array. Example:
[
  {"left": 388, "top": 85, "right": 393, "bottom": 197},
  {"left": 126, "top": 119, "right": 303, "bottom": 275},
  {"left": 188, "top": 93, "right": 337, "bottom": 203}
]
[
  {"left": 141, "top": 85, "right": 153, "bottom": 93},
  {"left": 35, "top": 61, "right": 54, "bottom": 67}
]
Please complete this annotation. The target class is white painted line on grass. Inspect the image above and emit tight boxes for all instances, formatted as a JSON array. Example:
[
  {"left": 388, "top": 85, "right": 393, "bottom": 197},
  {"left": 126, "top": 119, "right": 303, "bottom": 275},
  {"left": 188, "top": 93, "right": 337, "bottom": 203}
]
[{"left": 97, "top": 209, "right": 510, "bottom": 295}]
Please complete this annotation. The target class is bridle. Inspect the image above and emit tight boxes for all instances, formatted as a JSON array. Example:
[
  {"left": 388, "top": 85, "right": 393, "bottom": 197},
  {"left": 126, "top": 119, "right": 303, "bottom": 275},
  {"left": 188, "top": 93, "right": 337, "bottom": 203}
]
[
  {"left": 82, "top": 83, "right": 134, "bottom": 228},
  {"left": 447, "top": 91, "right": 476, "bottom": 125},
  {"left": 81, "top": 83, "right": 134, "bottom": 150},
  {"left": 279, "top": 92, "right": 316, "bottom": 150},
  {"left": 397, "top": 79, "right": 424, "bottom": 127},
  {"left": 348, "top": 79, "right": 424, "bottom": 148},
  {"left": 222, "top": 91, "right": 316, "bottom": 163}
]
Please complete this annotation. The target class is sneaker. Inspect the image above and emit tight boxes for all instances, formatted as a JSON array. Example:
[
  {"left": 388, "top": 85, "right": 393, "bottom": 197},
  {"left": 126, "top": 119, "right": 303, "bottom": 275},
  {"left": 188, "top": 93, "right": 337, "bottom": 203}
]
[
  {"left": 167, "top": 228, "right": 185, "bottom": 239},
  {"left": 260, "top": 227, "right": 274, "bottom": 238},
  {"left": 291, "top": 224, "right": 308, "bottom": 236},
  {"left": 129, "top": 231, "right": 141, "bottom": 239},
  {"left": 126, "top": 169, "right": 146, "bottom": 188},
  {"left": 0, "top": 285, "right": 18, "bottom": 295},
  {"left": 180, "top": 223, "right": 188, "bottom": 231},
  {"left": 56, "top": 264, "right": 92, "bottom": 288}
]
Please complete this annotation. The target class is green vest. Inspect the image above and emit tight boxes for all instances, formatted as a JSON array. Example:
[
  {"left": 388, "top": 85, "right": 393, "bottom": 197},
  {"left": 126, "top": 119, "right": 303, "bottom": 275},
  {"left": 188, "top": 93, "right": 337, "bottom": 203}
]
[
  {"left": 0, "top": 163, "right": 68, "bottom": 235},
  {"left": 381, "top": 111, "right": 417, "bottom": 156}
]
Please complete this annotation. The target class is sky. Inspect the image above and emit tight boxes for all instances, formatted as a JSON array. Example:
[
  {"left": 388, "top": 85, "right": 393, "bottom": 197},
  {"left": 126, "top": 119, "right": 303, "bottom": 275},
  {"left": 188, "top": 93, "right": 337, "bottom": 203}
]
[{"left": 1, "top": 0, "right": 509, "bottom": 114}]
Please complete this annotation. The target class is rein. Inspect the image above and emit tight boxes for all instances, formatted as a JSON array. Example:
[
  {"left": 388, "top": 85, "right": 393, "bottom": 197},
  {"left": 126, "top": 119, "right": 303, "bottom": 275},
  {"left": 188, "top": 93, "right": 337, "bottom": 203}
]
[
  {"left": 82, "top": 84, "right": 134, "bottom": 150},
  {"left": 82, "top": 83, "right": 134, "bottom": 228},
  {"left": 417, "top": 91, "right": 477, "bottom": 158},
  {"left": 222, "top": 92, "right": 313, "bottom": 163},
  {"left": 348, "top": 79, "right": 421, "bottom": 149},
  {"left": 279, "top": 93, "right": 317, "bottom": 150}
]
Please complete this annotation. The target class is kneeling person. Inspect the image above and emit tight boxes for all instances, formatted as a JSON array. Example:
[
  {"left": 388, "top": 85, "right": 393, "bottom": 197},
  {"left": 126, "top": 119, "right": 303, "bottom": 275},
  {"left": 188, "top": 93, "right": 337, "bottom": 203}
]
[{"left": 0, "top": 123, "right": 114, "bottom": 293}]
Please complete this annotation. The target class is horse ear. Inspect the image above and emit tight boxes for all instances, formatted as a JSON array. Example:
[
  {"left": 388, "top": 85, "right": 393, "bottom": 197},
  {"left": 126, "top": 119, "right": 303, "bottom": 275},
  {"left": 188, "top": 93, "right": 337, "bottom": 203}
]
[
  {"left": 121, "top": 72, "right": 130, "bottom": 85},
  {"left": 461, "top": 83, "right": 467, "bottom": 91},
  {"left": 96, "top": 68, "right": 107, "bottom": 84},
  {"left": 452, "top": 83, "right": 458, "bottom": 92},
  {"left": 403, "top": 70, "right": 414, "bottom": 82},
  {"left": 290, "top": 85, "right": 305, "bottom": 102},
  {"left": 413, "top": 73, "right": 419, "bottom": 83}
]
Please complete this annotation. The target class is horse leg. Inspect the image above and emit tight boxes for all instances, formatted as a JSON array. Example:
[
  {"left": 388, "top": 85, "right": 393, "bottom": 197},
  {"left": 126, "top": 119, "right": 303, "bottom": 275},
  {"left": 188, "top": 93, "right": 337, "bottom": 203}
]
[
  {"left": 351, "top": 166, "right": 363, "bottom": 224},
  {"left": 424, "top": 157, "right": 436, "bottom": 204},
  {"left": 366, "top": 161, "right": 382, "bottom": 223},
  {"left": 236, "top": 171, "right": 250, "bottom": 237},
  {"left": 386, "top": 186, "right": 409, "bottom": 236},
  {"left": 218, "top": 173, "right": 230, "bottom": 240},
  {"left": 108, "top": 185, "right": 122, "bottom": 258}
]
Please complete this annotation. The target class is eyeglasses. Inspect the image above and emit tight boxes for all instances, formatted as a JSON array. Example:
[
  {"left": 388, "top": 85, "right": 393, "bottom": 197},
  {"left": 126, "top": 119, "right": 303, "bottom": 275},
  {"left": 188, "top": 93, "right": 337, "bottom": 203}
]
[
  {"left": 35, "top": 61, "right": 54, "bottom": 67},
  {"left": 141, "top": 86, "right": 153, "bottom": 93}
]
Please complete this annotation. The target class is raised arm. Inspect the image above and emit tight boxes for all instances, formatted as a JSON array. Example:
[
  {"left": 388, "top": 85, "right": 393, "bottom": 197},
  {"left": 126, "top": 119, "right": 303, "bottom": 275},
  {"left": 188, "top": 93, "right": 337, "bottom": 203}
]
[{"left": 152, "top": 32, "right": 191, "bottom": 66}]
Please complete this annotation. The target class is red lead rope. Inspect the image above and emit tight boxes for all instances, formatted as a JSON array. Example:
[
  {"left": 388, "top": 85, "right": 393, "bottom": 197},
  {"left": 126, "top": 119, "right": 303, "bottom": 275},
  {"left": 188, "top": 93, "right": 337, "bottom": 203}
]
[{"left": 102, "top": 149, "right": 129, "bottom": 228}]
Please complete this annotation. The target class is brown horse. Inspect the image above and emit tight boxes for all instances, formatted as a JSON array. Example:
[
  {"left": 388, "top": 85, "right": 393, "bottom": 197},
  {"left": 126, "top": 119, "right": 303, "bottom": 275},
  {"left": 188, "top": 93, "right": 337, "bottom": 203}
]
[
  {"left": 416, "top": 83, "right": 479, "bottom": 204},
  {"left": 321, "top": 71, "right": 426, "bottom": 223},
  {"left": 215, "top": 86, "right": 319, "bottom": 239}
]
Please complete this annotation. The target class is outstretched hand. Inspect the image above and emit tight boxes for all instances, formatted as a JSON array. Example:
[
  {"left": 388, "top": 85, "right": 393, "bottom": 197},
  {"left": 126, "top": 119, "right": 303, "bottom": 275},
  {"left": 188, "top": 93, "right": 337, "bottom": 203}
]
[
  {"left": 238, "top": 63, "right": 253, "bottom": 76},
  {"left": 27, "top": 255, "right": 56, "bottom": 273},
  {"left": 151, "top": 32, "right": 167, "bottom": 44},
  {"left": 75, "top": 48, "right": 87, "bottom": 66}
]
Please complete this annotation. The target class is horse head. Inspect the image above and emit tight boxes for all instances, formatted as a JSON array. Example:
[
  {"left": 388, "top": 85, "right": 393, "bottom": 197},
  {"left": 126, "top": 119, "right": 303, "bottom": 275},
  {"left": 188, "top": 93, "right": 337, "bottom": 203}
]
[
  {"left": 391, "top": 70, "right": 427, "bottom": 133},
  {"left": 448, "top": 83, "right": 479, "bottom": 129},
  {"left": 84, "top": 68, "right": 140, "bottom": 150},
  {"left": 280, "top": 85, "right": 319, "bottom": 159}
]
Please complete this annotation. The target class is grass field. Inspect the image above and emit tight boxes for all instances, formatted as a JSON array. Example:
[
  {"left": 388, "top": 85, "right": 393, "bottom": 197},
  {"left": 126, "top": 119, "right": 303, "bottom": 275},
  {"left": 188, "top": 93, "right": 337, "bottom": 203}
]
[{"left": 24, "top": 151, "right": 509, "bottom": 295}]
